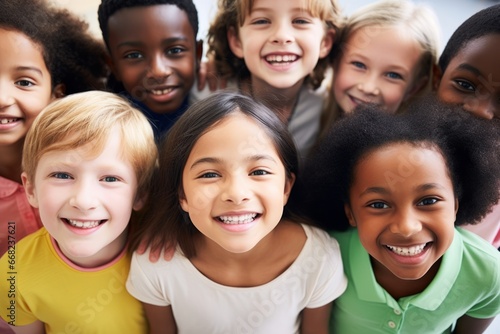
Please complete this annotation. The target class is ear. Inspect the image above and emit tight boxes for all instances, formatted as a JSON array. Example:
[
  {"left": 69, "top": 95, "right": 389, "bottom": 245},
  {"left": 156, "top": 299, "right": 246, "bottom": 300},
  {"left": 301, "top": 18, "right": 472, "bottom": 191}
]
[
  {"left": 454, "top": 198, "right": 459, "bottom": 215},
  {"left": 195, "top": 39, "right": 204, "bottom": 68},
  {"left": 227, "top": 27, "right": 244, "bottom": 59},
  {"left": 132, "top": 193, "right": 147, "bottom": 211},
  {"left": 282, "top": 173, "right": 296, "bottom": 205},
  {"left": 319, "top": 29, "right": 335, "bottom": 59},
  {"left": 344, "top": 203, "right": 357, "bottom": 227},
  {"left": 432, "top": 63, "right": 443, "bottom": 91},
  {"left": 106, "top": 52, "right": 121, "bottom": 81},
  {"left": 21, "top": 172, "right": 39, "bottom": 208},
  {"left": 51, "top": 83, "right": 66, "bottom": 99}
]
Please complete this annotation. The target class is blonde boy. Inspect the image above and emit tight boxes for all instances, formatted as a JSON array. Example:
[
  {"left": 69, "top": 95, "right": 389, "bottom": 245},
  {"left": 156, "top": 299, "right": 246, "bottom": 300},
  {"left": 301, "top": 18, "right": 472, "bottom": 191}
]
[{"left": 0, "top": 91, "right": 157, "bottom": 334}]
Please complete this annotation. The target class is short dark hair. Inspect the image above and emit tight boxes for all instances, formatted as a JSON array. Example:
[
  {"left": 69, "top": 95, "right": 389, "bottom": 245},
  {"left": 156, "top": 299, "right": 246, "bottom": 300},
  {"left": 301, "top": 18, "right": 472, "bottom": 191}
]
[
  {"left": 130, "top": 91, "right": 300, "bottom": 257},
  {"left": 0, "top": 0, "right": 108, "bottom": 94},
  {"left": 439, "top": 4, "right": 500, "bottom": 72},
  {"left": 292, "top": 96, "right": 500, "bottom": 231},
  {"left": 98, "top": 0, "right": 199, "bottom": 48}
]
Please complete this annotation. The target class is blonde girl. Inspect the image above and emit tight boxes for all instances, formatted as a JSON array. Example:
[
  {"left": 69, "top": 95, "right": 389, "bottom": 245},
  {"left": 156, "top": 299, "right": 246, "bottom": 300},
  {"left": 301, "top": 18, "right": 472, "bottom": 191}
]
[{"left": 321, "top": 0, "right": 440, "bottom": 133}]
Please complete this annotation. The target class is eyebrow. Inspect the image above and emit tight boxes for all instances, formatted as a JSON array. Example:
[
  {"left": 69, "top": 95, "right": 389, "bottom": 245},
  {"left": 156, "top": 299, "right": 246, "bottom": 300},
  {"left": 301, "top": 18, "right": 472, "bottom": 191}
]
[
  {"left": 189, "top": 154, "right": 277, "bottom": 170},
  {"left": 117, "top": 37, "right": 189, "bottom": 49},
  {"left": 359, "top": 182, "right": 447, "bottom": 196},
  {"left": 456, "top": 63, "right": 482, "bottom": 77},
  {"left": 16, "top": 66, "right": 43, "bottom": 76}
]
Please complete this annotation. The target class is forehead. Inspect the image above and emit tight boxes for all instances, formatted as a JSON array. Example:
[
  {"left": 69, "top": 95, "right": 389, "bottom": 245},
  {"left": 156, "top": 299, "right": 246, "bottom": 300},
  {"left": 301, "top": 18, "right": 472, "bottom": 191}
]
[
  {"left": 0, "top": 28, "right": 49, "bottom": 72},
  {"left": 341, "top": 26, "right": 423, "bottom": 74},
  {"left": 188, "top": 113, "right": 280, "bottom": 160},
  {"left": 445, "top": 34, "right": 500, "bottom": 76},
  {"left": 107, "top": 4, "right": 196, "bottom": 45},
  {"left": 353, "top": 143, "right": 451, "bottom": 190}
]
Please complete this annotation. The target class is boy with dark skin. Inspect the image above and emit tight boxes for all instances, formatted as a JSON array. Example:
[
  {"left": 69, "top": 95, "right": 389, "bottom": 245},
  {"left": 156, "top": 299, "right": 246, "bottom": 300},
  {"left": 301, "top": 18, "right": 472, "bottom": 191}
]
[{"left": 98, "top": 0, "right": 203, "bottom": 140}]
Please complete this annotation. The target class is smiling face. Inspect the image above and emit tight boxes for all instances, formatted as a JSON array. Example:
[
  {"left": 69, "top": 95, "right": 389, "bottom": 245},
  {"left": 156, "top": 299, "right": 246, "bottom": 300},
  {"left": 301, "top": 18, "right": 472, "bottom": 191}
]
[
  {"left": 107, "top": 4, "right": 200, "bottom": 115},
  {"left": 333, "top": 26, "right": 423, "bottom": 114},
  {"left": 0, "top": 28, "right": 55, "bottom": 148},
  {"left": 180, "top": 112, "right": 294, "bottom": 254},
  {"left": 437, "top": 34, "right": 500, "bottom": 120},
  {"left": 345, "top": 143, "right": 457, "bottom": 281},
  {"left": 227, "top": 0, "right": 333, "bottom": 92},
  {"left": 22, "top": 126, "right": 143, "bottom": 268}
]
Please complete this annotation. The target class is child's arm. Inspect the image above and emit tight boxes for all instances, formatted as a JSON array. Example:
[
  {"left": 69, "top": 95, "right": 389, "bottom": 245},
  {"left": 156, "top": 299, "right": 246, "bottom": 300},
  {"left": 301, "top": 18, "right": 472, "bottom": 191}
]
[
  {"left": 10, "top": 320, "right": 44, "bottom": 334},
  {"left": 142, "top": 303, "right": 176, "bottom": 334},
  {"left": 453, "top": 315, "right": 495, "bottom": 334},
  {"left": 300, "top": 303, "right": 332, "bottom": 334}
]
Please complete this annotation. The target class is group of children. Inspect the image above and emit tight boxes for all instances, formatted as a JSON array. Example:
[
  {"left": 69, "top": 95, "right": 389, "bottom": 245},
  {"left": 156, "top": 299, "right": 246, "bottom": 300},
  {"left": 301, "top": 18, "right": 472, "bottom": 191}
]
[{"left": 0, "top": 0, "right": 499, "bottom": 333}]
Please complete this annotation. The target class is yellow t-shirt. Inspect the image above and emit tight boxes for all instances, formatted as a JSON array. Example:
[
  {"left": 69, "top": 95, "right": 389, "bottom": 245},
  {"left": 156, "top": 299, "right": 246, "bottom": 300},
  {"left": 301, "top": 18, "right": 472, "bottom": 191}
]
[{"left": 0, "top": 228, "right": 147, "bottom": 333}]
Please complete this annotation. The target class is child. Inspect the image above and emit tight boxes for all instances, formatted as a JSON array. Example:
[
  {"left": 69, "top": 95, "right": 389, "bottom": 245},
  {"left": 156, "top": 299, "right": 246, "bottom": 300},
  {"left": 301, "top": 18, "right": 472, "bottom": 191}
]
[
  {"left": 436, "top": 4, "right": 500, "bottom": 249},
  {"left": 98, "top": 0, "right": 203, "bottom": 141},
  {"left": 126, "top": 92, "right": 347, "bottom": 333},
  {"left": 203, "top": 0, "right": 338, "bottom": 160},
  {"left": 0, "top": 0, "right": 108, "bottom": 257},
  {"left": 293, "top": 100, "right": 500, "bottom": 333},
  {"left": 321, "top": 0, "right": 440, "bottom": 133},
  {"left": 0, "top": 91, "right": 157, "bottom": 333}
]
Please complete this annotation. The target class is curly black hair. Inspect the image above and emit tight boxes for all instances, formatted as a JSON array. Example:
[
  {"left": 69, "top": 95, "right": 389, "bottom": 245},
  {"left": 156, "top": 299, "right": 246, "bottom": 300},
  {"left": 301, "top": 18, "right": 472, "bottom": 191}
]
[
  {"left": 98, "top": 0, "right": 199, "bottom": 48},
  {"left": 439, "top": 4, "right": 500, "bottom": 72},
  {"left": 0, "top": 0, "right": 108, "bottom": 94},
  {"left": 292, "top": 96, "right": 500, "bottom": 231}
]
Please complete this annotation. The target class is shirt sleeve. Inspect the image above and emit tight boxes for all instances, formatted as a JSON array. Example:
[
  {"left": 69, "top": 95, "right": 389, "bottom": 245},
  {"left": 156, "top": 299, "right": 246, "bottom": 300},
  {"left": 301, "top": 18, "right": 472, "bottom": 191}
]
[
  {"left": 305, "top": 227, "right": 348, "bottom": 309},
  {"left": 126, "top": 250, "right": 171, "bottom": 307}
]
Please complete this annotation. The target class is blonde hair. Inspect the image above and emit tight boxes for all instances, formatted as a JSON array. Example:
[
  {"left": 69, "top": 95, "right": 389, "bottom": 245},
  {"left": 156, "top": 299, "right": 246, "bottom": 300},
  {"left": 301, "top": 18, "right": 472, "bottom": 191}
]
[
  {"left": 22, "top": 91, "right": 157, "bottom": 197},
  {"left": 207, "top": 0, "right": 341, "bottom": 89},
  {"left": 320, "top": 0, "right": 440, "bottom": 134}
]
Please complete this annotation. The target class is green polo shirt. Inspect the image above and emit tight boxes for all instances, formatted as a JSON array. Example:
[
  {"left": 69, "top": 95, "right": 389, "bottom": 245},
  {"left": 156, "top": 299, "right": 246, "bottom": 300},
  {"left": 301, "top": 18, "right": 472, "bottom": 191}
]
[{"left": 331, "top": 228, "right": 500, "bottom": 334}]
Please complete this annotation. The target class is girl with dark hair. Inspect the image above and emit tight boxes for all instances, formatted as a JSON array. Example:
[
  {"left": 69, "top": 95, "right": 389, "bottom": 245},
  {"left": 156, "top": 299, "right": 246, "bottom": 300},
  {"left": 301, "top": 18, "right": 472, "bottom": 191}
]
[{"left": 127, "top": 92, "right": 347, "bottom": 333}]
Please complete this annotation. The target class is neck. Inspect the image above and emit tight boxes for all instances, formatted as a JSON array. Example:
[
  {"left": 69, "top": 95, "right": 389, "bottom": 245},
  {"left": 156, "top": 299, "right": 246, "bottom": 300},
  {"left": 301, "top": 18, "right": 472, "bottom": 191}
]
[
  {"left": 0, "top": 141, "right": 24, "bottom": 183},
  {"left": 243, "top": 78, "right": 303, "bottom": 123},
  {"left": 371, "top": 256, "right": 441, "bottom": 300}
]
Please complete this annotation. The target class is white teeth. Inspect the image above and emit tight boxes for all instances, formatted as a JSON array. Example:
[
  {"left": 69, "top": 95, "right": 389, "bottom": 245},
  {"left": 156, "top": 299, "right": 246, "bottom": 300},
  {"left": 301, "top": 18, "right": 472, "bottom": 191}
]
[
  {"left": 0, "top": 118, "right": 18, "bottom": 124},
  {"left": 265, "top": 55, "right": 297, "bottom": 63},
  {"left": 150, "top": 88, "right": 173, "bottom": 95},
  {"left": 218, "top": 214, "right": 257, "bottom": 224},
  {"left": 67, "top": 219, "right": 101, "bottom": 229},
  {"left": 386, "top": 243, "right": 427, "bottom": 256}
]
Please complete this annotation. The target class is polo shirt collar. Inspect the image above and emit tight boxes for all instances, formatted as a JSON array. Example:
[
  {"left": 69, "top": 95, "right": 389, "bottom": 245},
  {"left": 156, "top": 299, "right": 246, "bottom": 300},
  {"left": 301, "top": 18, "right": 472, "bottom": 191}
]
[
  {"left": 348, "top": 229, "right": 462, "bottom": 311},
  {"left": 0, "top": 175, "right": 21, "bottom": 198}
]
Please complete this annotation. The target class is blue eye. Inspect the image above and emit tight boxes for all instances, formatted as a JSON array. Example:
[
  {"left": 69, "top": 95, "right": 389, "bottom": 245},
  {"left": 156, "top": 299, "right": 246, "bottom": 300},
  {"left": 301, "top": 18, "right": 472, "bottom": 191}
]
[
  {"left": 102, "top": 176, "right": 119, "bottom": 182},
  {"left": 369, "top": 202, "right": 389, "bottom": 209},
  {"left": 352, "top": 61, "right": 366, "bottom": 69},
  {"left": 386, "top": 72, "right": 403, "bottom": 80},
  {"left": 51, "top": 172, "right": 72, "bottom": 179}
]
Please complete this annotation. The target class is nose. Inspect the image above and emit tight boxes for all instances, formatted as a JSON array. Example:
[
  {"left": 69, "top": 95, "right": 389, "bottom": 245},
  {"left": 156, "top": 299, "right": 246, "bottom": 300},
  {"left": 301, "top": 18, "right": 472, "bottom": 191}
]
[
  {"left": 221, "top": 175, "right": 250, "bottom": 205},
  {"left": 270, "top": 21, "right": 294, "bottom": 45},
  {"left": 389, "top": 207, "right": 422, "bottom": 237},
  {"left": 0, "top": 81, "right": 15, "bottom": 109},
  {"left": 69, "top": 179, "right": 99, "bottom": 212},
  {"left": 357, "top": 75, "right": 380, "bottom": 96},
  {"left": 146, "top": 54, "right": 172, "bottom": 82},
  {"left": 464, "top": 97, "right": 499, "bottom": 120}
]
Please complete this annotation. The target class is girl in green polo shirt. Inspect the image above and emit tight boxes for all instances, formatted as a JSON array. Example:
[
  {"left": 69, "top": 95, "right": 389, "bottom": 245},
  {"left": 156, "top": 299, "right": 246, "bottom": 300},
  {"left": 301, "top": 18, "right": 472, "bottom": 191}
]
[{"left": 292, "top": 99, "right": 500, "bottom": 333}]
